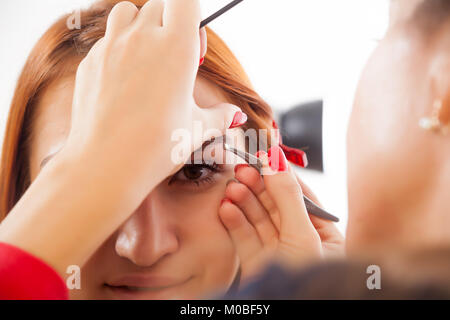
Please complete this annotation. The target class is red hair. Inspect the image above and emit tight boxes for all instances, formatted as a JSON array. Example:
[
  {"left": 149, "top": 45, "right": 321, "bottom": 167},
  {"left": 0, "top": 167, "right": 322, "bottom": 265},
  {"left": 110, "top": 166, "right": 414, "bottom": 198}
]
[{"left": 0, "top": 0, "right": 274, "bottom": 219}]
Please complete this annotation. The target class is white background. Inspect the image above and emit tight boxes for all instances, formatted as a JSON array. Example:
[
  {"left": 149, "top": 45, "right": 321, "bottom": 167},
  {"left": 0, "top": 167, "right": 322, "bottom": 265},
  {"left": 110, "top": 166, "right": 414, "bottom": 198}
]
[{"left": 0, "top": 0, "right": 390, "bottom": 233}]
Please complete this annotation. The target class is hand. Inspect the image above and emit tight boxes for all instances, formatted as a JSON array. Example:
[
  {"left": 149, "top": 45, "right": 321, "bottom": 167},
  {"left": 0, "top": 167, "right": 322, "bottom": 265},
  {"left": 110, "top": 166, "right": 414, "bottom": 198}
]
[
  {"left": 294, "top": 177, "right": 345, "bottom": 259},
  {"left": 219, "top": 145, "right": 344, "bottom": 283},
  {"left": 65, "top": 0, "right": 244, "bottom": 198}
]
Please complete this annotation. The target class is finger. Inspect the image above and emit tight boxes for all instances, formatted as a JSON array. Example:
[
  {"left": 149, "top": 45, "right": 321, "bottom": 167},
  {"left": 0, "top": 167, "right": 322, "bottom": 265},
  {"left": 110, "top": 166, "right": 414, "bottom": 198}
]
[
  {"left": 83, "top": 37, "right": 106, "bottom": 62},
  {"left": 294, "top": 173, "right": 323, "bottom": 207},
  {"left": 219, "top": 199, "right": 263, "bottom": 262},
  {"left": 259, "top": 146, "right": 318, "bottom": 239},
  {"left": 309, "top": 214, "right": 343, "bottom": 242},
  {"left": 200, "top": 27, "right": 207, "bottom": 59},
  {"left": 105, "top": 1, "right": 139, "bottom": 39},
  {"left": 134, "top": 0, "right": 165, "bottom": 28},
  {"left": 292, "top": 171, "right": 326, "bottom": 229},
  {"left": 164, "top": 0, "right": 201, "bottom": 34},
  {"left": 191, "top": 103, "right": 247, "bottom": 152},
  {"left": 292, "top": 171, "right": 338, "bottom": 232},
  {"left": 292, "top": 170, "right": 344, "bottom": 256},
  {"left": 225, "top": 181, "right": 279, "bottom": 247},
  {"left": 234, "top": 164, "right": 281, "bottom": 231}
]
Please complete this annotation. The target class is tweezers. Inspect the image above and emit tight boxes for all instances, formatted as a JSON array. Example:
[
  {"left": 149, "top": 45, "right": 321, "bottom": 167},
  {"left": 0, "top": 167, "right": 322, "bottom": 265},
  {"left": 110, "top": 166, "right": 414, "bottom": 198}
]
[{"left": 223, "top": 143, "right": 340, "bottom": 222}]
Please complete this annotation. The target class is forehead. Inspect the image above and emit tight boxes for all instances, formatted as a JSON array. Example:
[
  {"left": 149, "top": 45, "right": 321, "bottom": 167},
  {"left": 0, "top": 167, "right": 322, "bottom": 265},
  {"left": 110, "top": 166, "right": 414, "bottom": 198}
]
[
  {"left": 28, "top": 75, "right": 230, "bottom": 179},
  {"left": 28, "top": 78, "right": 74, "bottom": 179}
]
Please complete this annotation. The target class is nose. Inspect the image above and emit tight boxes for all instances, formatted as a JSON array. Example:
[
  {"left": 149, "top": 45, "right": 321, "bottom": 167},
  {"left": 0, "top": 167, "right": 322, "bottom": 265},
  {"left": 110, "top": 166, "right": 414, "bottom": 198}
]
[{"left": 115, "top": 195, "right": 179, "bottom": 267}]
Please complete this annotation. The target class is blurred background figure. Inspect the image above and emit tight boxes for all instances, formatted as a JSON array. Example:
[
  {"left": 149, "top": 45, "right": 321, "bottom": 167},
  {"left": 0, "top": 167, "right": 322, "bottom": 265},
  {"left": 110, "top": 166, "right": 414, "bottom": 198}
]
[{"left": 225, "top": 0, "right": 450, "bottom": 299}]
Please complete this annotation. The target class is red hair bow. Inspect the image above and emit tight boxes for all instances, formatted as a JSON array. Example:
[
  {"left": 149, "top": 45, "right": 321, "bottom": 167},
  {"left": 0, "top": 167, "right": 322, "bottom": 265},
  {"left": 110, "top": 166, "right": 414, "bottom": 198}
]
[{"left": 272, "top": 120, "right": 308, "bottom": 168}]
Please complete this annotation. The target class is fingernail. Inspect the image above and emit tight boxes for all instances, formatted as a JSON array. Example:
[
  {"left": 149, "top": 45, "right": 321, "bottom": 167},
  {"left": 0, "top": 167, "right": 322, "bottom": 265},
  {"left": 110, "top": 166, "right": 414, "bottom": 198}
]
[
  {"left": 280, "top": 145, "right": 308, "bottom": 168},
  {"left": 234, "top": 163, "right": 249, "bottom": 174},
  {"left": 229, "top": 111, "right": 248, "bottom": 129},
  {"left": 268, "top": 145, "right": 288, "bottom": 172},
  {"left": 255, "top": 150, "right": 267, "bottom": 159},
  {"left": 272, "top": 120, "right": 278, "bottom": 129},
  {"left": 294, "top": 149, "right": 308, "bottom": 168},
  {"left": 221, "top": 198, "right": 232, "bottom": 206},
  {"left": 199, "top": 57, "right": 205, "bottom": 66}
]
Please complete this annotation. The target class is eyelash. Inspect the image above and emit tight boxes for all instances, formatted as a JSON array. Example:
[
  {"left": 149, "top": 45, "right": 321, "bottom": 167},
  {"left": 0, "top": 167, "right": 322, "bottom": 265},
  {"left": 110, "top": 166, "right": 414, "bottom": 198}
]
[{"left": 168, "top": 163, "right": 222, "bottom": 187}]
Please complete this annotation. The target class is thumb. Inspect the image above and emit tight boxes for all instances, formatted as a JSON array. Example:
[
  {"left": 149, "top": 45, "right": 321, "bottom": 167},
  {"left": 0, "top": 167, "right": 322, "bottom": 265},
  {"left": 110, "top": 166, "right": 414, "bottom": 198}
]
[{"left": 191, "top": 102, "right": 247, "bottom": 150}]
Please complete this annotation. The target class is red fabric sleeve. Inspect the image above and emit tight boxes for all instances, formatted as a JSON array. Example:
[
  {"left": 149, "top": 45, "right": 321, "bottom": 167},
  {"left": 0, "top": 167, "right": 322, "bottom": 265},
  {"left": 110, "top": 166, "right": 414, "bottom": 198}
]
[{"left": 0, "top": 242, "right": 69, "bottom": 300}]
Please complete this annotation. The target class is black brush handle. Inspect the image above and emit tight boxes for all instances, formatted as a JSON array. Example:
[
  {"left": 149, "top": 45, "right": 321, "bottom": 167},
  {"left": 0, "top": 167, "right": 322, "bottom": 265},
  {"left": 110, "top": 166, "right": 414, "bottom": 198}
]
[{"left": 200, "top": 0, "right": 245, "bottom": 28}]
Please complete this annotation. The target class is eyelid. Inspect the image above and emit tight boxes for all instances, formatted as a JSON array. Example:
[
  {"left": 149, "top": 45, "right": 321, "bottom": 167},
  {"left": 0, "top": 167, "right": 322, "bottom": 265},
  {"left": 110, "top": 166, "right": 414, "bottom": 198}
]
[{"left": 168, "top": 163, "right": 223, "bottom": 186}]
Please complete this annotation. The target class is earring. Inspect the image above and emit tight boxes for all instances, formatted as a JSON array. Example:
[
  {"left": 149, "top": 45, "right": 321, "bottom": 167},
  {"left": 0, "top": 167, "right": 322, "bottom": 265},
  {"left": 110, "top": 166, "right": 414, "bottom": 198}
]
[{"left": 419, "top": 100, "right": 448, "bottom": 135}]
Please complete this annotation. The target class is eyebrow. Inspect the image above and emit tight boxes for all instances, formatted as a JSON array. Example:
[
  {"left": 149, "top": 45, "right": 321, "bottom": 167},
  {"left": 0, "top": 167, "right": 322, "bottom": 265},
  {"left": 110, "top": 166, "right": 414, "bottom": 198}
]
[
  {"left": 38, "top": 137, "right": 228, "bottom": 170},
  {"left": 202, "top": 136, "right": 225, "bottom": 149},
  {"left": 187, "top": 136, "right": 228, "bottom": 164}
]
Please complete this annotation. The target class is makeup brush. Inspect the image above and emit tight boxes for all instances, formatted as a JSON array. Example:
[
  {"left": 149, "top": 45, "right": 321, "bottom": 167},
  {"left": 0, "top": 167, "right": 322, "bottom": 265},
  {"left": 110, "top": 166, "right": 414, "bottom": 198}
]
[{"left": 200, "top": 0, "right": 245, "bottom": 28}]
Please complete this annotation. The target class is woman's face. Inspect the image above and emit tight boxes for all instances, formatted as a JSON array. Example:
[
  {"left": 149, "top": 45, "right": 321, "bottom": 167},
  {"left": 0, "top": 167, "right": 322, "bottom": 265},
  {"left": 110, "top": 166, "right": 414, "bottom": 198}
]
[
  {"left": 346, "top": 13, "right": 450, "bottom": 254},
  {"left": 29, "top": 76, "right": 244, "bottom": 299}
]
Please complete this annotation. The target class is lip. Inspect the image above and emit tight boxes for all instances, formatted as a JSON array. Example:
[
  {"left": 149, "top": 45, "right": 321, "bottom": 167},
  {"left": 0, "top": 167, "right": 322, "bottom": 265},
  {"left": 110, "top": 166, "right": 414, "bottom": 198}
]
[{"left": 104, "top": 274, "right": 193, "bottom": 299}]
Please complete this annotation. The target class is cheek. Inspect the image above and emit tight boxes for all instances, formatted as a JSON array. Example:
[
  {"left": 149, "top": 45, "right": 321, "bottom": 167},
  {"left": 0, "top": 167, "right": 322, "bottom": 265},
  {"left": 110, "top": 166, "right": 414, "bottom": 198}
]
[
  {"left": 173, "top": 186, "right": 237, "bottom": 258},
  {"left": 189, "top": 213, "right": 239, "bottom": 293},
  {"left": 166, "top": 182, "right": 239, "bottom": 287}
]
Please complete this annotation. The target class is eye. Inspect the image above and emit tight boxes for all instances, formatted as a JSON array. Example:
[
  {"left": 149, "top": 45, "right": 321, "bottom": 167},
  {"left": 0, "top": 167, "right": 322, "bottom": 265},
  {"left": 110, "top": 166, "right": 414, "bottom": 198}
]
[
  {"left": 180, "top": 165, "right": 211, "bottom": 181},
  {"left": 169, "top": 163, "right": 222, "bottom": 187}
]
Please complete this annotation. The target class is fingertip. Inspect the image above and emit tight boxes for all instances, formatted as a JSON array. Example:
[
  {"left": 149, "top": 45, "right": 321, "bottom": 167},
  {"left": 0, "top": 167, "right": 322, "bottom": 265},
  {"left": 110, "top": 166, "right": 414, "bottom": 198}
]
[
  {"left": 229, "top": 111, "right": 248, "bottom": 129},
  {"left": 267, "top": 145, "right": 289, "bottom": 173},
  {"left": 219, "top": 199, "right": 244, "bottom": 229},
  {"left": 234, "top": 163, "right": 250, "bottom": 174},
  {"left": 106, "top": 1, "right": 139, "bottom": 38},
  {"left": 255, "top": 150, "right": 267, "bottom": 159},
  {"left": 225, "top": 181, "right": 251, "bottom": 203},
  {"left": 135, "top": 0, "right": 165, "bottom": 28},
  {"left": 164, "top": 0, "right": 202, "bottom": 33},
  {"left": 224, "top": 180, "right": 238, "bottom": 200},
  {"left": 111, "top": 1, "right": 139, "bottom": 13},
  {"left": 221, "top": 198, "right": 233, "bottom": 206},
  {"left": 195, "top": 103, "right": 243, "bottom": 135},
  {"left": 234, "top": 165, "right": 265, "bottom": 194}
]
